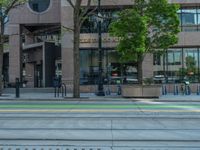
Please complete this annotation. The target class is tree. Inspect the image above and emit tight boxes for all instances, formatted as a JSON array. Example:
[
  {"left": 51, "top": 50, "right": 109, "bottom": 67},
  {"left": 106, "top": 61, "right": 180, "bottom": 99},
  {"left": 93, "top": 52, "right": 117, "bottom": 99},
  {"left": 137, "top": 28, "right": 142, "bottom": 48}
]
[
  {"left": 109, "top": 0, "right": 180, "bottom": 84},
  {"left": 0, "top": 0, "right": 27, "bottom": 95},
  {"left": 66, "top": 0, "right": 96, "bottom": 98}
]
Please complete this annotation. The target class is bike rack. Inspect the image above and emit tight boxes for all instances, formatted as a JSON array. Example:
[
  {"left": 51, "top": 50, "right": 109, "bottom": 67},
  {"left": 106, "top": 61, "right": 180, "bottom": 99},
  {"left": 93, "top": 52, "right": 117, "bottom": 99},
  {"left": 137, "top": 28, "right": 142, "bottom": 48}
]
[
  {"left": 185, "top": 85, "right": 191, "bottom": 95},
  {"left": 173, "top": 84, "right": 179, "bottom": 95},
  {"left": 54, "top": 83, "right": 67, "bottom": 98},
  {"left": 197, "top": 85, "right": 200, "bottom": 95},
  {"left": 117, "top": 84, "right": 121, "bottom": 95},
  {"left": 162, "top": 85, "right": 167, "bottom": 95},
  {"left": 61, "top": 83, "right": 67, "bottom": 97}
]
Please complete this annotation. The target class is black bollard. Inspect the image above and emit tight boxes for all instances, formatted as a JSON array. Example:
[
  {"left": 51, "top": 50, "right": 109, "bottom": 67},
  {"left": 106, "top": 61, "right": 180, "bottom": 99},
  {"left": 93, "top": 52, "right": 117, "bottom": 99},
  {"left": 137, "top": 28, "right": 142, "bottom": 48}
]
[
  {"left": 15, "top": 78, "right": 20, "bottom": 98},
  {"left": 198, "top": 85, "right": 200, "bottom": 95},
  {"left": 117, "top": 85, "right": 121, "bottom": 95},
  {"left": 174, "top": 85, "right": 178, "bottom": 95}
]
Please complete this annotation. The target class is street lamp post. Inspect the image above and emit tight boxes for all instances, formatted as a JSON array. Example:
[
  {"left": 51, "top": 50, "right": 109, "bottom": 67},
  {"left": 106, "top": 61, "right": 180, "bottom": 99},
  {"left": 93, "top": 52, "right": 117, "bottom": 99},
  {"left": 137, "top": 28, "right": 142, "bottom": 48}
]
[{"left": 96, "top": 0, "right": 105, "bottom": 96}]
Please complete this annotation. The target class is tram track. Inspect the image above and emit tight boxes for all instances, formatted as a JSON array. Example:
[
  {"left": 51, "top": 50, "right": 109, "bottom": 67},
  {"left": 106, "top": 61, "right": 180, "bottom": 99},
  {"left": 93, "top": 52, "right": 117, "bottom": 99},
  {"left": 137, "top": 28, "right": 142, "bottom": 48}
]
[{"left": 0, "top": 101, "right": 199, "bottom": 149}]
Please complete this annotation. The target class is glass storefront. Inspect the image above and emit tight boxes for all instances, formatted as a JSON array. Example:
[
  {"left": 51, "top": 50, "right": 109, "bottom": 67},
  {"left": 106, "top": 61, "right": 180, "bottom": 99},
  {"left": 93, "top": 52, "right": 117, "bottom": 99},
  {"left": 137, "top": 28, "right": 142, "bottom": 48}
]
[
  {"left": 80, "top": 7, "right": 200, "bottom": 85},
  {"left": 80, "top": 49, "right": 137, "bottom": 85},
  {"left": 154, "top": 48, "right": 200, "bottom": 83},
  {"left": 80, "top": 48, "right": 200, "bottom": 85}
]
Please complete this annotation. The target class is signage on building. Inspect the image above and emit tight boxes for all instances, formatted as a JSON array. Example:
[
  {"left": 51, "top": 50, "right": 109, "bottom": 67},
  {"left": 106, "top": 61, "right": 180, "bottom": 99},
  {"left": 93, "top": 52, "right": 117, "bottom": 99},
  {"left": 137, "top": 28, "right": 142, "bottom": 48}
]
[{"left": 80, "top": 37, "right": 120, "bottom": 43}]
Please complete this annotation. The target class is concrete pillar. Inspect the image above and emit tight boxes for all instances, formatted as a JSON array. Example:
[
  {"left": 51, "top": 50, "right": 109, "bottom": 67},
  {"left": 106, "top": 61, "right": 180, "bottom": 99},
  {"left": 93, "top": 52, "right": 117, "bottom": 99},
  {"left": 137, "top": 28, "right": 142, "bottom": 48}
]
[
  {"left": 9, "top": 24, "right": 23, "bottom": 84},
  {"left": 61, "top": 0, "right": 74, "bottom": 90},
  {"left": 143, "top": 54, "right": 154, "bottom": 79},
  {"left": 25, "top": 63, "right": 35, "bottom": 87}
]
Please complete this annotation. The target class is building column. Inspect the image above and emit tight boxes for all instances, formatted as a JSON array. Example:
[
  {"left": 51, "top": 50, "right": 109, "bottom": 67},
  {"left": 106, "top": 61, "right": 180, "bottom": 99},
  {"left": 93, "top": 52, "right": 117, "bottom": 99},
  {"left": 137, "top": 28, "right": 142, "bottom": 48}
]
[
  {"left": 9, "top": 24, "right": 23, "bottom": 84},
  {"left": 61, "top": 1, "right": 74, "bottom": 92},
  {"left": 143, "top": 54, "right": 154, "bottom": 79}
]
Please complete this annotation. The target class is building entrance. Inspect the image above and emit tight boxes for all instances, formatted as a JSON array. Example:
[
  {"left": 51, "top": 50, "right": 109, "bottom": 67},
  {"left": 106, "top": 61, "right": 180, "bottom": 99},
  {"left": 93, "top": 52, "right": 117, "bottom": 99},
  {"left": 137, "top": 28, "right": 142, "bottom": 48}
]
[{"left": 34, "top": 64, "right": 43, "bottom": 87}]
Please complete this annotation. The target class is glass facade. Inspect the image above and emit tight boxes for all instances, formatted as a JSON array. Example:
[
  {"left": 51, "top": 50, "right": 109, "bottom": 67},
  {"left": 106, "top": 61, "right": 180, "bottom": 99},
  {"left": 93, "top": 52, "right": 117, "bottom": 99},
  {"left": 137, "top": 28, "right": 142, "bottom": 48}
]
[
  {"left": 178, "top": 7, "right": 200, "bottom": 31},
  {"left": 81, "top": 9, "right": 119, "bottom": 33},
  {"left": 80, "top": 7, "right": 200, "bottom": 85},
  {"left": 81, "top": 7, "right": 200, "bottom": 33},
  {"left": 80, "top": 49, "right": 137, "bottom": 85},
  {"left": 154, "top": 48, "right": 200, "bottom": 83}
]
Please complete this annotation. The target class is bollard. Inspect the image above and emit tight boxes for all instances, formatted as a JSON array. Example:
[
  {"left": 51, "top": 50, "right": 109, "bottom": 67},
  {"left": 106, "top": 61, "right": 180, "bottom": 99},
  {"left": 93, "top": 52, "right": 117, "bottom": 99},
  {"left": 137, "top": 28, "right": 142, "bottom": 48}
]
[
  {"left": 188, "top": 85, "right": 191, "bottom": 95},
  {"left": 164, "top": 85, "right": 167, "bottom": 95},
  {"left": 162, "top": 85, "right": 165, "bottom": 95},
  {"left": 117, "top": 85, "right": 121, "bottom": 95},
  {"left": 162, "top": 85, "right": 167, "bottom": 95},
  {"left": 61, "top": 83, "right": 67, "bottom": 97},
  {"left": 174, "top": 85, "right": 178, "bottom": 95},
  {"left": 185, "top": 85, "right": 188, "bottom": 95},
  {"left": 173, "top": 85, "right": 176, "bottom": 95},
  {"left": 185, "top": 85, "right": 191, "bottom": 95},
  {"left": 105, "top": 87, "right": 111, "bottom": 95},
  {"left": 176, "top": 85, "right": 179, "bottom": 95},
  {"left": 197, "top": 85, "right": 200, "bottom": 95},
  {"left": 15, "top": 78, "right": 20, "bottom": 98}
]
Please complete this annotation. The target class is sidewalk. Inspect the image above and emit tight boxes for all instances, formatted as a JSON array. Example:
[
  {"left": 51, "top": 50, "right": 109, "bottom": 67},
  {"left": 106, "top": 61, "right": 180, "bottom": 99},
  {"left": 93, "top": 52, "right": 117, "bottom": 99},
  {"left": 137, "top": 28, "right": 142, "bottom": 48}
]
[{"left": 1, "top": 91, "right": 200, "bottom": 102}]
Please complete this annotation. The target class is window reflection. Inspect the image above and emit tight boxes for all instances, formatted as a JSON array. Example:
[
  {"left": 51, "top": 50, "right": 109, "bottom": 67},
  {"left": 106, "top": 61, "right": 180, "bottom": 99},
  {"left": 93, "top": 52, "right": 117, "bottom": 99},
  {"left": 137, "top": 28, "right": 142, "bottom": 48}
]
[
  {"left": 167, "top": 50, "right": 181, "bottom": 65},
  {"left": 154, "top": 48, "right": 200, "bottom": 83},
  {"left": 80, "top": 49, "right": 137, "bottom": 85},
  {"left": 179, "top": 7, "right": 200, "bottom": 31},
  {"left": 81, "top": 9, "right": 119, "bottom": 33}
]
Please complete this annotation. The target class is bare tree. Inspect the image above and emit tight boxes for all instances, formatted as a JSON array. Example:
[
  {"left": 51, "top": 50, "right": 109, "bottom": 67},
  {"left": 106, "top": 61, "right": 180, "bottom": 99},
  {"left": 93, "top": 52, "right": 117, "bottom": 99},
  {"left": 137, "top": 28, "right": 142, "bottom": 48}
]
[
  {"left": 0, "top": 0, "right": 27, "bottom": 96},
  {"left": 66, "top": 0, "right": 96, "bottom": 98}
]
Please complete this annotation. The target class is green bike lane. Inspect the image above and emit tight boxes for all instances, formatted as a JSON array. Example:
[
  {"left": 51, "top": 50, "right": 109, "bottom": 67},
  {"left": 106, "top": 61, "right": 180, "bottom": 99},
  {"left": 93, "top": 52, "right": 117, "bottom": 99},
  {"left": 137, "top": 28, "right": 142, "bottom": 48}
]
[{"left": 0, "top": 102, "right": 200, "bottom": 113}]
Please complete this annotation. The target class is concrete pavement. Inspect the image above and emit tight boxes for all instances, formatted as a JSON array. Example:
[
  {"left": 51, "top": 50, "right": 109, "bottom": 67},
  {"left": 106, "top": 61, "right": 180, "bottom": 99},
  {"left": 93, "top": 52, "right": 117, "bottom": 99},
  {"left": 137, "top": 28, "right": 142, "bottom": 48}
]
[
  {"left": 0, "top": 111, "right": 200, "bottom": 149},
  {"left": 1, "top": 91, "right": 200, "bottom": 102},
  {"left": 0, "top": 94, "right": 200, "bottom": 149}
]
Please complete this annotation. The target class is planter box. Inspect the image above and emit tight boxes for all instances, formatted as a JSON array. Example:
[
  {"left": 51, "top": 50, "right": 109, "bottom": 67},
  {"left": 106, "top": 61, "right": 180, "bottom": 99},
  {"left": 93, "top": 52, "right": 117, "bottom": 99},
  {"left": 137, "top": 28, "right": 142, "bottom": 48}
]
[{"left": 122, "top": 85, "right": 161, "bottom": 98}]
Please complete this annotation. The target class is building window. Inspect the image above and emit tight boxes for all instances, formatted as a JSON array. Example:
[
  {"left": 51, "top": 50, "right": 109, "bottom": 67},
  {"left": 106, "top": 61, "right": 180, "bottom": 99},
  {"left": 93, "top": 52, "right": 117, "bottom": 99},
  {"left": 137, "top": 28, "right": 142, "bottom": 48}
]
[
  {"left": 153, "top": 53, "right": 161, "bottom": 65},
  {"left": 29, "top": 0, "right": 50, "bottom": 13},
  {"left": 178, "top": 7, "right": 200, "bottom": 31},
  {"left": 80, "top": 49, "right": 137, "bottom": 85},
  {"left": 81, "top": 9, "right": 119, "bottom": 33},
  {"left": 183, "top": 48, "right": 199, "bottom": 82},
  {"left": 159, "top": 48, "right": 200, "bottom": 83},
  {"left": 167, "top": 50, "right": 181, "bottom": 65}
]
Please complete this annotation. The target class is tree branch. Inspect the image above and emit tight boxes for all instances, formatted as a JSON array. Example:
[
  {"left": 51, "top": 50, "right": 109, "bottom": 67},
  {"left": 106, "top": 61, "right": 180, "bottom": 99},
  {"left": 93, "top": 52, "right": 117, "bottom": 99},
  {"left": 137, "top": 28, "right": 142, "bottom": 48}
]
[
  {"left": 4, "top": 0, "right": 24, "bottom": 15},
  {"left": 80, "top": 0, "right": 92, "bottom": 18},
  {"left": 62, "top": 25, "right": 74, "bottom": 32},
  {"left": 66, "top": 0, "right": 75, "bottom": 9},
  {"left": 79, "top": 7, "right": 97, "bottom": 26}
]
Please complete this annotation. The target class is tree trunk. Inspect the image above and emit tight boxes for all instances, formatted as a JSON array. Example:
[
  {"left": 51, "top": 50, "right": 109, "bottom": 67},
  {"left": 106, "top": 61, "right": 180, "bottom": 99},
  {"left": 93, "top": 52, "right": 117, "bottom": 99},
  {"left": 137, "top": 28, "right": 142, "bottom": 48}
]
[
  {"left": 0, "top": 34, "right": 3, "bottom": 96},
  {"left": 0, "top": 17, "right": 4, "bottom": 96},
  {"left": 73, "top": 4, "right": 81, "bottom": 98},
  {"left": 137, "top": 55, "right": 143, "bottom": 85}
]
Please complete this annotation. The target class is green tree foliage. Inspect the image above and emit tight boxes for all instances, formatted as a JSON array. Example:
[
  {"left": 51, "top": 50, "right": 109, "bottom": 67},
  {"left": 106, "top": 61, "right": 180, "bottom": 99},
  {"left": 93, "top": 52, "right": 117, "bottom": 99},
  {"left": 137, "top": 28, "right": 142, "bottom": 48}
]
[
  {"left": 109, "top": 0, "right": 180, "bottom": 84},
  {"left": 0, "top": 0, "right": 27, "bottom": 95}
]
